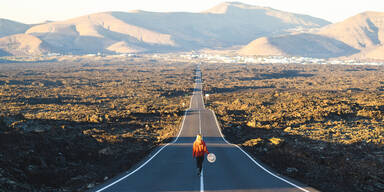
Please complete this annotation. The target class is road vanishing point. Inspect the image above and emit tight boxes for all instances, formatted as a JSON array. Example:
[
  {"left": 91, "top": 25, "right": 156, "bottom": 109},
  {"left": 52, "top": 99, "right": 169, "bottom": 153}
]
[{"left": 90, "top": 65, "right": 319, "bottom": 192}]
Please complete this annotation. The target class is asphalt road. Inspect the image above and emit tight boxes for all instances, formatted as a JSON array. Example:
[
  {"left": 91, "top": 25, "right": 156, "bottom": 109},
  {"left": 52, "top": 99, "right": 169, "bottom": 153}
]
[{"left": 90, "top": 66, "right": 318, "bottom": 192}]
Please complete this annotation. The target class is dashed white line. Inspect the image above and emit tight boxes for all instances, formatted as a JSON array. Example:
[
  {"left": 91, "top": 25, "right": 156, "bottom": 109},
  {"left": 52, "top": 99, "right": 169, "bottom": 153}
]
[
  {"left": 199, "top": 110, "right": 202, "bottom": 134},
  {"left": 95, "top": 68, "right": 209, "bottom": 192},
  {"left": 197, "top": 72, "right": 204, "bottom": 192},
  {"left": 200, "top": 170, "right": 204, "bottom": 192}
]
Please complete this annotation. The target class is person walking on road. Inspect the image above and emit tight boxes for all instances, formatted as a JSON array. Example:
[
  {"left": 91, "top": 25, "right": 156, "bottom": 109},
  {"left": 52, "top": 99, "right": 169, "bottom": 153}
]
[{"left": 193, "top": 134, "right": 209, "bottom": 176}]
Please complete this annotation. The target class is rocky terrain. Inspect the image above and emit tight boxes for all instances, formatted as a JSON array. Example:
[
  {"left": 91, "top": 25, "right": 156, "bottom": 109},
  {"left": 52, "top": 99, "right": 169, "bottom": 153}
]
[
  {"left": 203, "top": 63, "right": 384, "bottom": 191},
  {"left": 0, "top": 57, "right": 194, "bottom": 191}
]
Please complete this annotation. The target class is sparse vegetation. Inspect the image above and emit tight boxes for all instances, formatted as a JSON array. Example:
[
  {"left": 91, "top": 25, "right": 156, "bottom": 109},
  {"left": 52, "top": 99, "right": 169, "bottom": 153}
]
[
  {"left": 203, "top": 63, "right": 384, "bottom": 192},
  {"left": 2, "top": 57, "right": 384, "bottom": 191},
  {"left": 0, "top": 57, "right": 194, "bottom": 191}
]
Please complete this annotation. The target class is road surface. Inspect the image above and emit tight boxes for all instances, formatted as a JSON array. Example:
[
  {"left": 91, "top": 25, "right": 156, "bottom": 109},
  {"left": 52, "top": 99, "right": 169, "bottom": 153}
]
[{"left": 90, "top": 66, "right": 318, "bottom": 192}]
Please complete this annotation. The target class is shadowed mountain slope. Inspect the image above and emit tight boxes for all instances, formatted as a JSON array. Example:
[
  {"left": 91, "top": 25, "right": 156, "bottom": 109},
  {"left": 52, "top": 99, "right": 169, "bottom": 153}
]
[
  {"left": 239, "top": 11, "right": 384, "bottom": 59},
  {"left": 239, "top": 34, "right": 359, "bottom": 58},
  {"left": 0, "top": 49, "right": 10, "bottom": 56},
  {"left": 0, "top": 19, "right": 30, "bottom": 38},
  {"left": 318, "top": 11, "right": 384, "bottom": 50},
  {"left": 0, "top": 34, "right": 49, "bottom": 56}
]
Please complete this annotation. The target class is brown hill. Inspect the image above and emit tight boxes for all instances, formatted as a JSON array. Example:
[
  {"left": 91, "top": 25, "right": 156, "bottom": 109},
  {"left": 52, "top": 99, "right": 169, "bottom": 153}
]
[
  {"left": 238, "top": 37, "right": 286, "bottom": 56},
  {"left": 25, "top": 12, "right": 175, "bottom": 54},
  {"left": 364, "top": 45, "right": 384, "bottom": 60},
  {"left": 204, "top": 2, "right": 329, "bottom": 27},
  {"left": 239, "top": 11, "right": 384, "bottom": 59},
  {"left": 106, "top": 41, "right": 146, "bottom": 53},
  {"left": 0, "top": 2, "right": 329, "bottom": 55},
  {"left": 350, "top": 45, "right": 384, "bottom": 60},
  {"left": 0, "top": 34, "right": 48, "bottom": 56},
  {"left": 318, "top": 11, "right": 384, "bottom": 50},
  {"left": 239, "top": 33, "right": 359, "bottom": 58}
]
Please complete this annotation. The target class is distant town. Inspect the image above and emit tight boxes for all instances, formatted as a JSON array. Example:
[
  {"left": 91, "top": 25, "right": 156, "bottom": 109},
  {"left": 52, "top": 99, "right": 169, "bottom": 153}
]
[
  {"left": 2, "top": 53, "right": 384, "bottom": 66},
  {"left": 179, "top": 54, "right": 384, "bottom": 65}
]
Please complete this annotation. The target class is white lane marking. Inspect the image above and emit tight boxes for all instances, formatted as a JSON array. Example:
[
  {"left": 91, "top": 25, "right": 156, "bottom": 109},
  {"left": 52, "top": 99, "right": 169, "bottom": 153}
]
[
  {"left": 199, "top": 110, "right": 202, "bottom": 134},
  {"left": 200, "top": 86, "right": 205, "bottom": 109},
  {"left": 198, "top": 70, "right": 204, "bottom": 109},
  {"left": 209, "top": 109, "right": 311, "bottom": 192},
  {"left": 95, "top": 86, "right": 196, "bottom": 192},
  {"left": 200, "top": 170, "right": 204, "bottom": 192},
  {"left": 197, "top": 73, "right": 204, "bottom": 192}
]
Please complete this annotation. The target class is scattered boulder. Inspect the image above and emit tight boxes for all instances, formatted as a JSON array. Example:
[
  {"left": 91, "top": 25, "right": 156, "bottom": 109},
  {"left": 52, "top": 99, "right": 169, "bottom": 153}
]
[
  {"left": 269, "top": 137, "right": 284, "bottom": 146},
  {"left": 242, "top": 138, "right": 263, "bottom": 147},
  {"left": 246, "top": 120, "right": 256, "bottom": 128},
  {"left": 87, "top": 183, "right": 95, "bottom": 189},
  {"left": 286, "top": 167, "right": 298, "bottom": 174},
  {"left": 98, "top": 147, "right": 114, "bottom": 156}
]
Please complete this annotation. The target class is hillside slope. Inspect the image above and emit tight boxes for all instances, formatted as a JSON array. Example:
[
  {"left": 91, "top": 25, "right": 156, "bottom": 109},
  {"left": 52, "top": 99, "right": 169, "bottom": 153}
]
[
  {"left": 0, "top": 19, "right": 30, "bottom": 38},
  {"left": 25, "top": 12, "right": 175, "bottom": 54},
  {"left": 239, "top": 33, "right": 359, "bottom": 58},
  {"left": 318, "top": 11, "right": 384, "bottom": 50},
  {"left": 0, "top": 2, "right": 330, "bottom": 55},
  {"left": 239, "top": 11, "right": 384, "bottom": 59},
  {"left": 0, "top": 34, "right": 48, "bottom": 56}
]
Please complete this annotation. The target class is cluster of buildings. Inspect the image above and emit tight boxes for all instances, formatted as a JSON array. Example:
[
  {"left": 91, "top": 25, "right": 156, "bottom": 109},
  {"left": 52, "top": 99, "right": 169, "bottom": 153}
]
[
  {"left": 179, "top": 54, "right": 384, "bottom": 65},
  {"left": 3, "top": 52, "right": 384, "bottom": 65}
]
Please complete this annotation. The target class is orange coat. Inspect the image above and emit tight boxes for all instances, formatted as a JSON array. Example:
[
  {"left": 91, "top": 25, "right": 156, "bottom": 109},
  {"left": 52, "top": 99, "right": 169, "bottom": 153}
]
[{"left": 193, "top": 140, "right": 209, "bottom": 157}]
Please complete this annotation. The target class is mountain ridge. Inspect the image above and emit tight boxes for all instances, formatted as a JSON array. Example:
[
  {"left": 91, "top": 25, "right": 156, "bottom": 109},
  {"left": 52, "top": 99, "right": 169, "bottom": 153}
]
[
  {"left": 239, "top": 11, "right": 384, "bottom": 60},
  {"left": 0, "top": 2, "right": 330, "bottom": 56},
  {"left": 0, "top": 18, "right": 30, "bottom": 38},
  {"left": 318, "top": 11, "right": 384, "bottom": 50}
]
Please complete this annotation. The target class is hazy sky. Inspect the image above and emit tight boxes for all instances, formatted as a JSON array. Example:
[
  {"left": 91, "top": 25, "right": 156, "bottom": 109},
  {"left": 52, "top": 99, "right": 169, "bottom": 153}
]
[{"left": 1, "top": 0, "right": 383, "bottom": 24}]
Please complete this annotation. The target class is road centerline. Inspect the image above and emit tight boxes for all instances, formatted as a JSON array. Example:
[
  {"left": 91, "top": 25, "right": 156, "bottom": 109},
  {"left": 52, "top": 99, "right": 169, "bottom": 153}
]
[
  {"left": 199, "top": 110, "right": 202, "bottom": 134},
  {"left": 200, "top": 171, "right": 204, "bottom": 192},
  {"left": 91, "top": 65, "right": 315, "bottom": 192}
]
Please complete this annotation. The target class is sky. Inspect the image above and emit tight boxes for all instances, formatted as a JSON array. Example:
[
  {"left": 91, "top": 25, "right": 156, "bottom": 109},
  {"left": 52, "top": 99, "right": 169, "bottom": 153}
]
[{"left": 1, "top": 0, "right": 383, "bottom": 24}]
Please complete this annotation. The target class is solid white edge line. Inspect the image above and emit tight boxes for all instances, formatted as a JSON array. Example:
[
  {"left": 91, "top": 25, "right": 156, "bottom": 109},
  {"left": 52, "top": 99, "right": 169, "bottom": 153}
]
[
  {"left": 209, "top": 109, "right": 311, "bottom": 192},
  {"left": 95, "top": 84, "right": 196, "bottom": 192},
  {"left": 200, "top": 170, "right": 204, "bottom": 192}
]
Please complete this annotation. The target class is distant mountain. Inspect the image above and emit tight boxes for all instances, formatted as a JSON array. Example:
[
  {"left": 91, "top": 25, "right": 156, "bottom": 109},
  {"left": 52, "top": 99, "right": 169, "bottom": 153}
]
[
  {"left": 239, "top": 34, "right": 359, "bottom": 58},
  {"left": 0, "top": 2, "right": 330, "bottom": 55},
  {"left": 350, "top": 44, "right": 384, "bottom": 60},
  {"left": 320, "top": 11, "right": 384, "bottom": 60},
  {"left": 25, "top": 12, "right": 176, "bottom": 54},
  {"left": 0, "top": 49, "right": 10, "bottom": 56},
  {"left": 203, "top": 2, "right": 329, "bottom": 27},
  {"left": 318, "top": 11, "right": 384, "bottom": 50},
  {"left": 0, "top": 19, "right": 30, "bottom": 38},
  {"left": 239, "top": 11, "right": 384, "bottom": 60},
  {"left": 112, "top": 2, "right": 329, "bottom": 48},
  {"left": 0, "top": 34, "right": 48, "bottom": 56}
]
